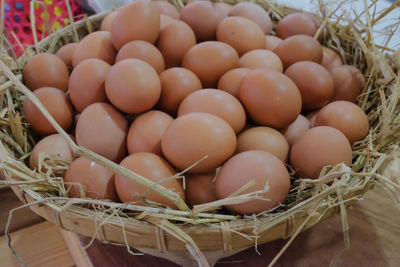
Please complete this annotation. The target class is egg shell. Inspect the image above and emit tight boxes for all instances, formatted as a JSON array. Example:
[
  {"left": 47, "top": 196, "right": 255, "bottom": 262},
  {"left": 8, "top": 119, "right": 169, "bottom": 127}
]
[
  {"left": 273, "top": 34, "right": 323, "bottom": 68},
  {"left": 116, "top": 40, "right": 165, "bottom": 74},
  {"left": 151, "top": 1, "right": 179, "bottom": 19},
  {"left": 23, "top": 87, "right": 74, "bottom": 135},
  {"left": 55, "top": 43, "right": 78, "bottom": 68},
  {"left": 101, "top": 11, "right": 118, "bottom": 31},
  {"left": 111, "top": 0, "right": 160, "bottom": 50},
  {"left": 216, "top": 16, "right": 265, "bottom": 56},
  {"left": 179, "top": 1, "right": 226, "bottom": 41},
  {"left": 217, "top": 68, "right": 251, "bottom": 98},
  {"left": 185, "top": 170, "right": 218, "bottom": 206},
  {"left": 215, "top": 2, "right": 233, "bottom": 15},
  {"left": 265, "top": 35, "right": 282, "bottom": 51},
  {"left": 76, "top": 103, "right": 128, "bottom": 162},
  {"left": 178, "top": 89, "right": 246, "bottom": 133},
  {"left": 215, "top": 150, "right": 290, "bottom": 215},
  {"left": 276, "top": 13, "right": 322, "bottom": 41},
  {"left": 72, "top": 31, "right": 116, "bottom": 67},
  {"left": 239, "top": 69, "right": 302, "bottom": 129},
  {"left": 305, "top": 109, "right": 319, "bottom": 127},
  {"left": 114, "top": 152, "right": 184, "bottom": 208},
  {"left": 228, "top": 2, "right": 272, "bottom": 34},
  {"left": 23, "top": 53, "right": 69, "bottom": 91},
  {"left": 182, "top": 41, "right": 239, "bottom": 88},
  {"left": 282, "top": 114, "right": 310, "bottom": 146},
  {"left": 68, "top": 58, "right": 110, "bottom": 113},
  {"left": 160, "top": 14, "right": 177, "bottom": 29},
  {"left": 321, "top": 46, "right": 343, "bottom": 71},
  {"left": 161, "top": 113, "right": 237, "bottom": 173},
  {"left": 157, "top": 20, "right": 197, "bottom": 68},
  {"left": 314, "top": 101, "right": 369, "bottom": 143},
  {"left": 330, "top": 65, "right": 366, "bottom": 103},
  {"left": 239, "top": 49, "right": 283, "bottom": 72},
  {"left": 65, "top": 157, "right": 118, "bottom": 201},
  {"left": 290, "top": 126, "right": 352, "bottom": 179},
  {"left": 105, "top": 59, "right": 161, "bottom": 114}
]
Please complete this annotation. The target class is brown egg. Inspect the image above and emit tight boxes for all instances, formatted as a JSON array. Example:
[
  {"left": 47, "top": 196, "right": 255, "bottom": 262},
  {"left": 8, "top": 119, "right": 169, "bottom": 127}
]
[
  {"left": 55, "top": 43, "right": 78, "bottom": 68},
  {"left": 217, "top": 68, "right": 251, "bottom": 98},
  {"left": 215, "top": 150, "right": 290, "bottom": 215},
  {"left": 314, "top": 101, "right": 369, "bottom": 143},
  {"left": 237, "top": 127, "right": 289, "bottom": 162},
  {"left": 68, "top": 59, "right": 110, "bottom": 112},
  {"left": 178, "top": 89, "right": 246, "bottom": 133},
  {"left": 215, "top": 2, "right": 233, "bottom": 15},
  {"left": 276, "top": 13, "right": 322, "bottom": 41},
  {"left": 116, "top": 40, "right": 165, "bottom": 73},
  {"left": 29, "top": 134, "right": 74, "bottom": 171},
  {"left": 160, "top": 14, "right": 176, "bottom": 29},
  {"left": 284, "top": 61, "right": 334, "bottom": 110},
  {"left": 265, "top": 35, "right": 282, "bottom": 51},
  {"left": 290, "top": 126, "right": 352, "bottom": 179},
  {"left": 76, "top": 103, "right": 128, "bottom": 162},
  {"left": 64, "top": 157, "right": 118, "bottom": 201},
  {"left": 127, "top": 110, "right": 173, "bottom": 155},
  {"left": 72, "top": 31, "right": 116, "bottom": 67},
  {"left": 179, "top": 1, "right": 226, "bottom": 41},
  {"left": 239, "top": 49, "right": 283, "bottom": 72},
  {"left": 321, "top": 46, "right": 343, "bottom": 71},
  {"left": 216, "top": 16, "right": 265, "bottom": 56},
  {"left": 228, "top": 2, "right": 272, "bottom": 34},
  {"left": 161, "top": 113, "right": 236, "bottom": 173},
  {"left": 157, "top": 20, "right": 196, "bottom": 68},
  {"left": 157, "top": 67, "right": 202, "bottom": 115},
  {"left": 330, "top": 65, "right": 366, "bottom": 103},
  {"left": 23, "top": 53, "right": 69, "bottom": 91},
  {"left": 111, "top": 0, "right": 160, "bottom": 50},
  {"left": 283, "top": 115, "right": 310, "bottom": 146},
  {"left": 23, "top": 87, "right": 74, "bottom": 135},
  {"left": 305, "top": 109, "right": 319, "bottom": 127},
  {"left": 105, "top": 59, "right": 161, "bottom": 114},
  {"left": 101, "top": 11, "right": 118, "bottom": 31},
  {"left": 239, "top": 69, "right": 302, "bottom": 129},
  {"left": 114, "top": 152, "right": 184, "bottom": 208},
  {"left": 273, "top": 34, "right": 323, "bottom": 68},
  {"left": 151, "top": 1, "right": 179, "bottom": 19},
  {"left": 185, "top": 170, "right": 218, "bottom": 206},
  {"left": 182, "top": 41, "right": 239, "bottom": 88}
]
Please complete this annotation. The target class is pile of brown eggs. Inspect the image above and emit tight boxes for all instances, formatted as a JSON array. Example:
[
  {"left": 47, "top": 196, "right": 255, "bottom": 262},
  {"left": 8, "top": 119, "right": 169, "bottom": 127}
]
[{"left": 24, "top": 0, "right": 369, "bottom": 215}]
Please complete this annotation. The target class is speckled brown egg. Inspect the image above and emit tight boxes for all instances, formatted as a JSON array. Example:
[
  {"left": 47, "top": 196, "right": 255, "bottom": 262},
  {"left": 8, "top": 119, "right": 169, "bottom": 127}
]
[
  {"left": 215, "top": 150, "right": 290, "bottom": 215},
  {"left": 276, "top": 13, "right": 322, "bottom": 40},
  {"left": 76, "top": 103, "right": 128, "bottom": 162},
  {"left": 217, "top": 68, "right": 251, "bottom": 98},
  {"left": 185, "top": 170, "right": 218, "bottom": 206},
  {"left": 228, "top": 2, "right": 272, "bottom": 34},
  {"left": 321, "top": 46, "right": 343, "bottom": 71},
  {"left": 55, "top": 43, "right": 78, "bottom": 68},
  {"left": 282, "top": 114, "right": 310, "bottom": 146},
  {"left": 23, "top": 87, "right": 74, "bottom": 135},
  {"left": 151, "top": 0, "right": 179, "bottom": 19},
  {"left": 101, "top": 11, "right": 118, "bottom": 31},
  {"left": 290, "top": 126, "right": 352, "bottom": 179},
  {"left": 182, "top": 41, "right": 239, "bottom": 87},
  {"left": 161, "top": 113, "right": 236, "bottom": 173},
  {"left": 239, "top": 49, "right": 283, "bottom": 72},
  {"left": 24, "top": 53, "right": 69, "bottom": 91},
  {"left": 265, "top": 35, "right": 282, "bottom": 51},
  {"left": 330, "top": 65, "right": 366, "bottom": 103}
]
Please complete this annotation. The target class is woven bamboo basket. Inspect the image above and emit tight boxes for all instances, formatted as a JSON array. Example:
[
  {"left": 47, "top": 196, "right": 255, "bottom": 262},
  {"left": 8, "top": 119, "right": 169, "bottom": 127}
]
[{"left": 1, "top": 0, "right": 399, "bottom": 266}]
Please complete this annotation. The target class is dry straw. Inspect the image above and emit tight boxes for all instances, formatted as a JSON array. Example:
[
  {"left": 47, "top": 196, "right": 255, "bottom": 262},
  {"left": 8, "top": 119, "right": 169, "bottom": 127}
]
[{"left": 0, "top": 0, "right": 400, "bottom": 266}]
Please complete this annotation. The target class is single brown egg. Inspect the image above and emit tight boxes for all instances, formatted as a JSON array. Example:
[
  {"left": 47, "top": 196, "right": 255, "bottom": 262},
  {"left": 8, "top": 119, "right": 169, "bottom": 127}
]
[
  {"left": 276, "top": 13, "right": 322, "bottom": 41},
  {"left": 65, "top": 157, "right": 118, "bottom": 201},
  {"left": 157, "top": 67, "right": 202, "bottom": 115},
  {"left": 330, "top": 65, "right": 366, "bottom": 103},
  {"left": 111, "top": 0, "right": 160, "bottom": 50},
  {"left": 23, "top": 87, "right": 74, "bottom": 135},
  {"left": 265, "top": 35, "right": 282, "bottom": 51},
  {"left": 55, "top": 43, "right": 78, "bottom": 68},
  {"left": 290, "top": 126, "right": 352, "bottom": 179},
  {"left": 284, "top": 61, "right": 334, "bottom": 110},
  {"left": 157, "top": 20, "right": 196, "bottom": 68},
  {"left": 72, "top": 31, "right": 116, "bottom": 67},
  {"left": 216, "top": 16, "right": 265, "bottom": 56},
  {"left": 178, "top": 89, "right": 246, "bottom": 133},
  {"left": 127, "top": 110, "right": 173, "bottom": 156},
  {"left": 23, "top": 53, "right": 69, "bottom": 91},
  {"left": 217, "top": 68, "right": 251, "bottom": 98},
  {"left": 160, "top": 14, "right": 176, "bottom": 29},
  {"left": 101, "top": 11, "right": 118, "bottom": 31},
  {"left": 185, "top": 170, "right": 218, "bottom": 206},
  {"left": 239, "top": 69, "right": 302, "bottom": 129},
  {"left": 321, "top": 46, "right": 343, "bottom": 71},
  {"left": 179, "top": 1, "right": 226, "bottom": 41},
  {"left": 215, "top": 2, "right": 233, "bottom": 15},
  {"left": 114, "top": 152, "right": 184, "bottom": 208},
  {"left": 305, "top": 109, "right": 320, "bottom": 127},
  {"left": 68, "top": 58, "right": 110, "bottom": 112},
  {"left": 314, "top": 101, "right": 369, "bottom": 143},
  {"left": 282, "top": 114, "right": 310, "bottom": 146},
  {"left": 182, "top": 41, "right": 239, "bottom": 88},
  {"left": 228, "top": 2, "right": 272, "bottom": 34},
  {"left": 76, "top": 103, "right": 128, "bottom": 162},
  {"left": 161, "top": 113, "right": 236, "bottom": 173},
  {"left": 151, "top": 0, "right": 179, "bottom": 19},
  {"left": 273, "top": 34, "right": 323, "bottom": 68},
  {"left": 116, "top": 40, "right": 165, "bottom": 74},
  {"left": 215, "top": 150, "right": 290, "bottom": 215},
  {"left": 105, "top": 59, "right": 161, "bottom": 114},
  {"left": 239, "top": 49, "right": 283, "bottom": 72}
]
